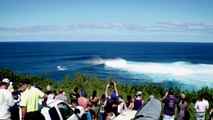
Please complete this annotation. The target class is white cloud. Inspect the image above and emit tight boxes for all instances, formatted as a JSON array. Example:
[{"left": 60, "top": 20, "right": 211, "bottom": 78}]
[
  {"left": 0, "top": 23, "right": 146, "bottom": 33},
  {"left": 0, "top": 21, "right": 213, "bottom": 42}
]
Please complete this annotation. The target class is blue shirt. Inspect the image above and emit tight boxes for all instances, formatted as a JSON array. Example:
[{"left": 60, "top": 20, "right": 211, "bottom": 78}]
[
  {"left": 162, "top": 96, "right": 177, "bottom": 116},
  {"left": 133, "top": 99, "right": 142, "bottom": 110}
]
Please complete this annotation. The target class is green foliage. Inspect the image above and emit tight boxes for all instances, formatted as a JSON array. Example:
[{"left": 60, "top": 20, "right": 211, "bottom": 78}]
[{"left": 1, "top": 69, "right": 213, "bottom": 118}]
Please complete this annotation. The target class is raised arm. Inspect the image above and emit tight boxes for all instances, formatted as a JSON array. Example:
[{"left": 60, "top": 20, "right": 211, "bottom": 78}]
[
  {"left": 209, "top": 108, "right": 213, "bottom": 116},
  {"left": 114, "top": 82, "right": 118, "bottom": 96},
  {"left": 162, "top": 91, "right": 168, "bottom": 100},
  {"left": 105, "top": 84, "right": 110, "bottom": 98}
]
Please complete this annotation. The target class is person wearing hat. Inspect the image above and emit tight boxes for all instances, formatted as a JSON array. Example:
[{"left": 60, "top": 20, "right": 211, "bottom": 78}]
[
  {"left": 19, "top": 78, "right": 47, "bottom": 120},
  {"left": 162, "top": 88, "right": 177, "bottom": 120},
  {"left": 132, "top": 91, "right": 144, "bottom": 110},
  {"left": 0, "top": 78, "right": 15, "bottom": 120},
  {"left": 78, "top": 90, "right": 92, "bottom": 120}
]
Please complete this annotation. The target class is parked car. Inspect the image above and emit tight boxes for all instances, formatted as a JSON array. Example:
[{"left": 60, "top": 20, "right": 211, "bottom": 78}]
[{"left": 40, "top": 99, "right": 85, "bottom": 120}]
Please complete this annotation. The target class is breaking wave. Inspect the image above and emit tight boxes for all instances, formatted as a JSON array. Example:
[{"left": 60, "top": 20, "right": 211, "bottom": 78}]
[{"left": 87, "top": 57, "right": 213, "bottom": 89}]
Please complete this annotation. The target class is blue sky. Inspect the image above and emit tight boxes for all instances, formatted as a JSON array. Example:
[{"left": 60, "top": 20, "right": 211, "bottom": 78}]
[{"left": 0, "top": 0, "right": 213, "bottom": 42}]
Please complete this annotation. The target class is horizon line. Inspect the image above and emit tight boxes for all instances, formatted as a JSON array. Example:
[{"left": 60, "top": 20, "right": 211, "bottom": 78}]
[{"left": 0, "top": 40, "right": 213, "bottom": 43}]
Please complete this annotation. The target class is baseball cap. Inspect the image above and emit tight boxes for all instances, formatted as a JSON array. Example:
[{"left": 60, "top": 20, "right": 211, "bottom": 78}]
[
  {"left": 81, "top": 90, "right": 87, "bottom": 97},
  {"left": 2, "top": 78, "right": 10, "bottom": 84},
  {"left": 59, "top": 88, "right": 63, "bottom": 94},
  {"left": 136, "top": 91, "right": 142, "bottom": 96}
]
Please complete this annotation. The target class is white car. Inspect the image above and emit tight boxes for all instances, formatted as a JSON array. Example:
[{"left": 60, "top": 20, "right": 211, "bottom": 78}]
[{"left": 40, "top": 99, "right": 85, "bottom": 120}]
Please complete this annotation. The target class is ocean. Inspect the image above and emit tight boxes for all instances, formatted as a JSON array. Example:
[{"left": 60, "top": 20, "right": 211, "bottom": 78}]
[{"left": 0, "top": 42, "right": 213, "bottom": 90}]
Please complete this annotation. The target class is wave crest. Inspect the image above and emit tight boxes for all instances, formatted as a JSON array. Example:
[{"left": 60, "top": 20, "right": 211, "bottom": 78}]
[{"left": 86, "top": 57, "right": 213, "bottom": 89}]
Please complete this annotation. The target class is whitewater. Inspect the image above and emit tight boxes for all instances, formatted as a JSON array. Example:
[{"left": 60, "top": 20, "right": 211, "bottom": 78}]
[
  {"left": 87, "top": 57, "right": 213, "bottom": 90},
  {"left": 1, "top": 42, "right": 213, "bottom": 90}
]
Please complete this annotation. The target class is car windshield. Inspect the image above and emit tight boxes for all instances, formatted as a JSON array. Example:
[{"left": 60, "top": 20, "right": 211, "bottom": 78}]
[{"left": 57, "top": 102, "right": 74, "bottom": 120}]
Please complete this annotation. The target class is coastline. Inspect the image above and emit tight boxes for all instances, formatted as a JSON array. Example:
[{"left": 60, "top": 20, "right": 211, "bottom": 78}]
[{"left": 1, "top": 69, "right": 212, "bottom": 105}]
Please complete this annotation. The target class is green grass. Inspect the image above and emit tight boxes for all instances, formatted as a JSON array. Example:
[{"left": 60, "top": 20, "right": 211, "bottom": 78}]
[{"left": 1, "top": 69, "right": 212, "bottom": 119}]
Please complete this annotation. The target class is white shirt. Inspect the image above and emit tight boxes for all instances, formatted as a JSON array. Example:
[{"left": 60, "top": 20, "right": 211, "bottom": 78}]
[
  {"left": 194, "top": 99, "right": 209, "bottom": 112},
  {"left": 0, "top": 89, "right": 15, "bottom": 119},
  {"left": 106, "top": 113, "right": 116, "bottom": 120},
  {"left": 118, "top": 102, "right": 127, "bottom": 114},
  {"left": 48, "top": 94, "right": 54, "bottom": 99}
]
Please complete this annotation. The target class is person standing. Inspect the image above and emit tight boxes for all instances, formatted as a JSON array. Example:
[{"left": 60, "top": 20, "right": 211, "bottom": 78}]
[
  {"left": 194, "top": 93, "right": 209, "bottom": 120},
  {"left": 126, "top": 95, "right": 134, "bottom": 110},
  {"left": 55, "top": 89, "right": 68, "bottom": 103},
  {"left": 132, "top": 91, "right": 144, "bottom": 110},
  {"left": 70, "top": 87, "right": 80, "bottom": 108},
  {"left": 209, "top": 108, "right": 213, "bottom": 120},
  {"left": 78, "top": 90, "right": 92, "bottom": 120},
  {"left": 117, "top": 97, "right": 126, "bottom": 115},
  {"left": 162, "top": 89, "right": 177, "bottom": 120},
  {"left": 177, "top": 93, "right": 189, "bottom": 120},
  {"left": 19, "top": 79, "right": 47, "bottom": 120},
  {"left": 0, "top": 78, "right": 15, "bottom": 120},
  {"left": 90, "top": 90, "right": 99, "bottom": 120},
  {"left": 99, "top": 94, "right": 107, "bottom": 120},
  {"left": 105, "top": 82, "right": 118, "bottom": 119}
]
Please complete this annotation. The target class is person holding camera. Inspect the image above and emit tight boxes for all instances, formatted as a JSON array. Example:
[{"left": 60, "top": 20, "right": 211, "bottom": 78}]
[{"left": 105, "top": 82, "right": 119, "bottom": 119}]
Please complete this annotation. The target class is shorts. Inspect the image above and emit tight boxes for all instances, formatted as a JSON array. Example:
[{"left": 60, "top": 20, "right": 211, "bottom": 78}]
[
  {"left": 163, "top": 114, "right": 175, "bottom": 120},
  {"left": 196, "top": 112, "right": 205, "bottom": 120}
]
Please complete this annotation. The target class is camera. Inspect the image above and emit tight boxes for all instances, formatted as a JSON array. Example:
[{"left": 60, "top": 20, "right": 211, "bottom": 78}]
[{"left": 110, "top": 82, "right": 114, "bottom": 86}]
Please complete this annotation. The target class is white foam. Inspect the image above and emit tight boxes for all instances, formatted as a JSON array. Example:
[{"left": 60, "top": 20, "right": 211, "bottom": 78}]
[
  {"left": 87, "top": 58, "right": 213, "bottom": 89},
  {"left": 105, "top": 58, "right": 127, "bottom": 69},
  {"left": 57, "top": 66, "right": 68, "bottom": 71}
]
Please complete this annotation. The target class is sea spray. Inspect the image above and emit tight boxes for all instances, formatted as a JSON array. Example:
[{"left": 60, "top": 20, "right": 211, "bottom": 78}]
[{"left": 87, "top": 57, "right": 213, "bottom": 90}]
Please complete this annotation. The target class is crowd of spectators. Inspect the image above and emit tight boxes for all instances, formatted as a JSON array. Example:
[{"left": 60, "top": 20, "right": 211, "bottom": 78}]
[{"left": 0, "top": 78, "right": 212, "bottom": 120}]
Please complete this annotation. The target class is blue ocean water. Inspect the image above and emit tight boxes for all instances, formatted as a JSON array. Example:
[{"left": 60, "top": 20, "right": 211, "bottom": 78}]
[{"left": 0, "top": 42, "right": 213, "bottom": 90}]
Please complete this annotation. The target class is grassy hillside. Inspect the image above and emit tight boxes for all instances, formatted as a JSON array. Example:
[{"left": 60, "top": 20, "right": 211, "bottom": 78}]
[{"left": 1, "top": 69, "right": 212, "bottom": 119}]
